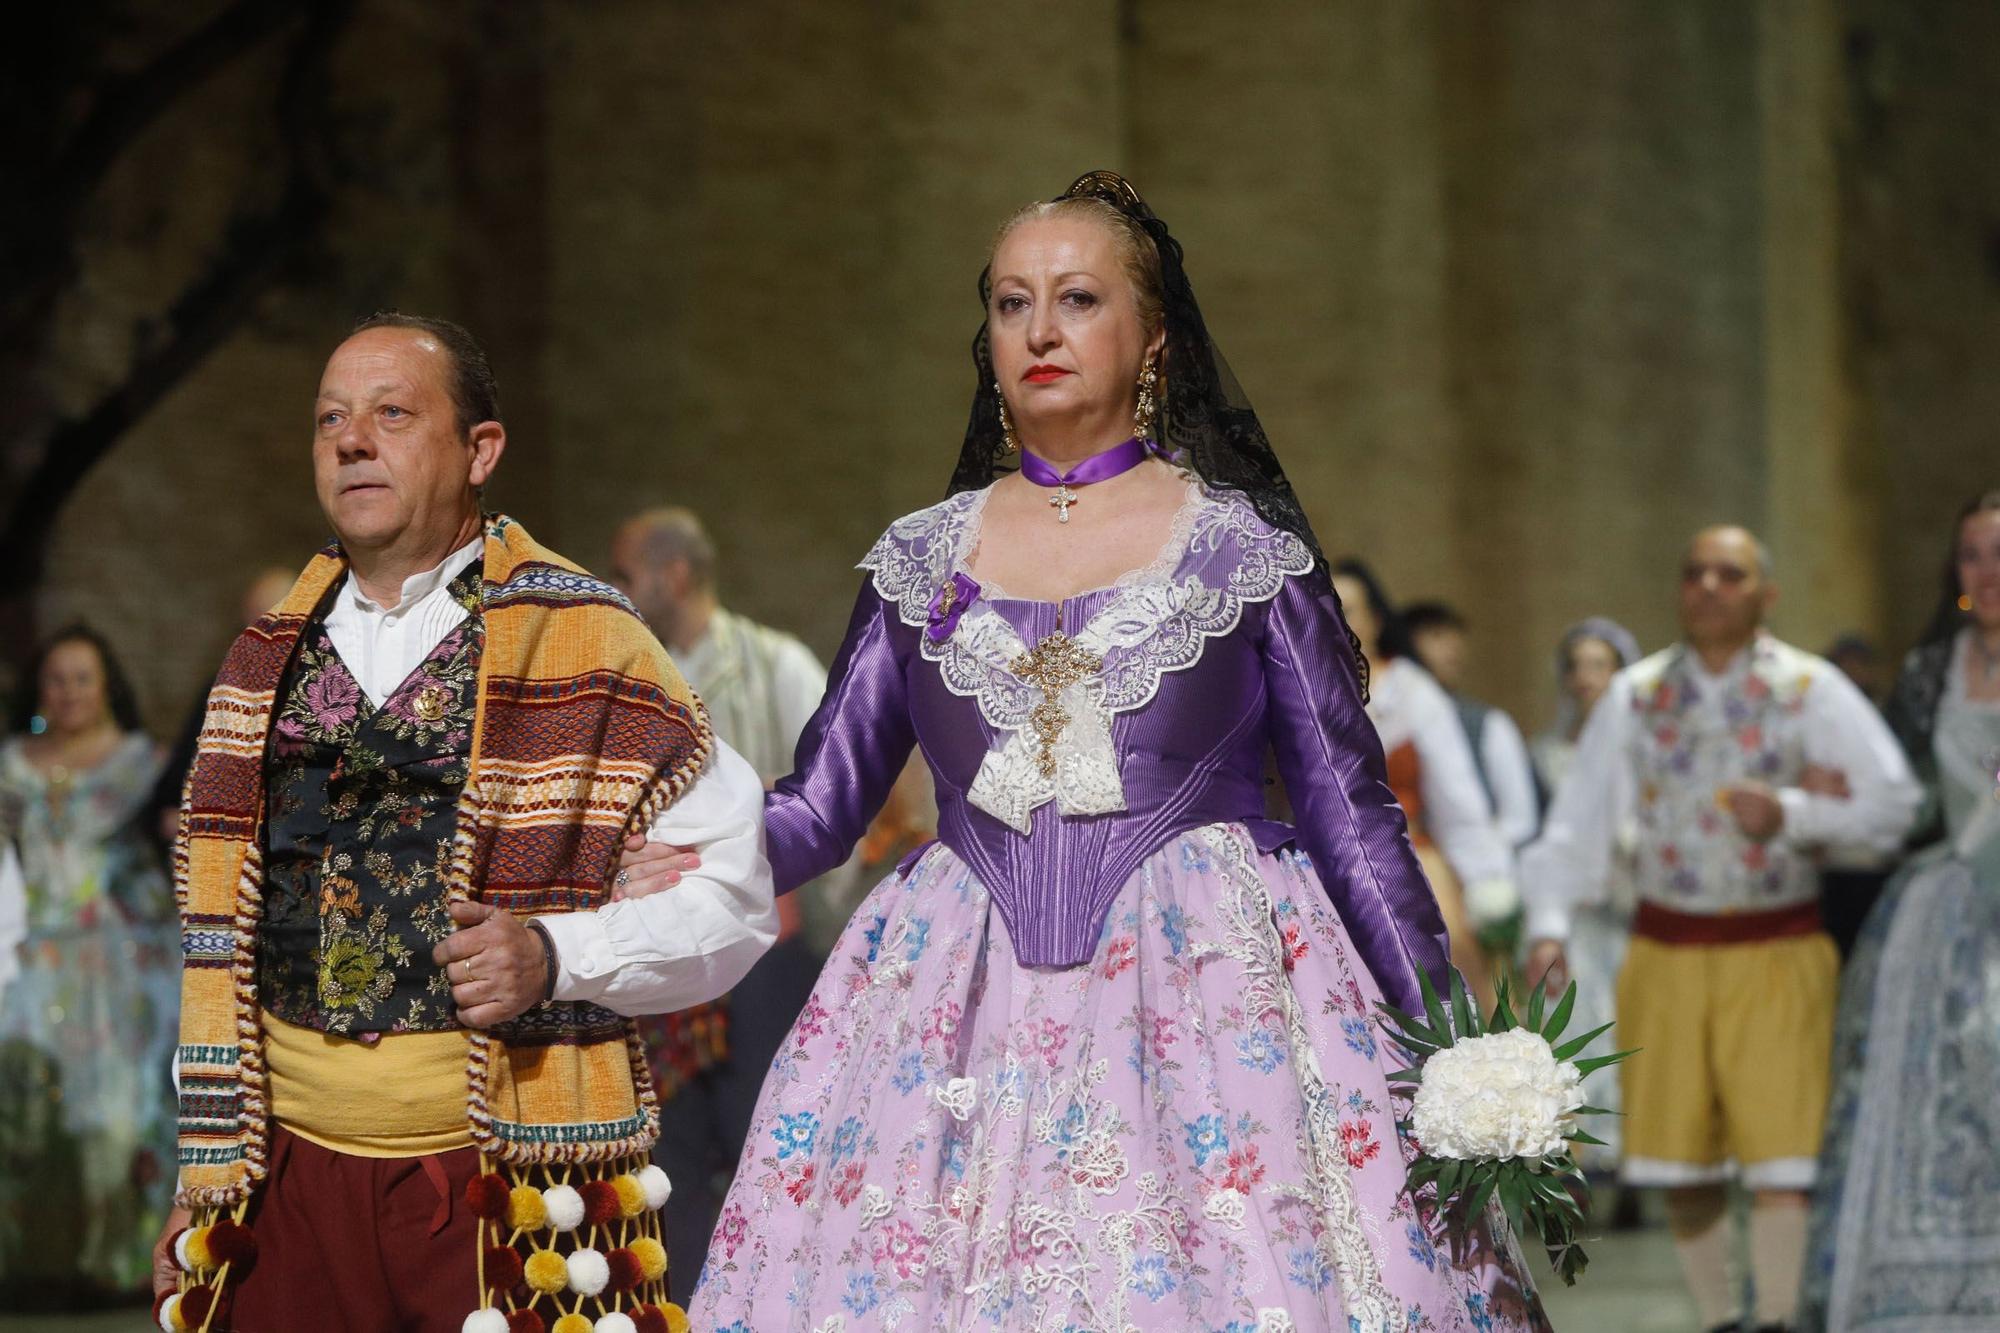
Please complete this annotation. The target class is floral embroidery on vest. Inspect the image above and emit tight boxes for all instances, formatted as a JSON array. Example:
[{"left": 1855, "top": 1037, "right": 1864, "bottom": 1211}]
[
  {"left": 1625, "top": 637, "right": 1819, "bottom": 910},
  {"left": 259, "top": 563, "right": 484, "bottom": 1035}
]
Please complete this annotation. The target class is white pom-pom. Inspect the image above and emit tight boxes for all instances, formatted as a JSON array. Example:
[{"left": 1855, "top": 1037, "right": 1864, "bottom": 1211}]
[
  {"left": 542, "top": 1183, "right": 586, "bottom": 1232},
  {"left": 173, "top": 1228, "right": 196, "bottom": 1272},
  {"left": 462, "top": 1311, "right": 510, "bottom": 1333},
  {"left": 636, "top": 1164, "right": 673, "bottom": 1210},
  {"left": 157, "top": 1293, "right": 183, "bottom": 1333},
  {"left": 595, "top": 1315, "right": 638, "bottom": 1333},
  {"left": 566, "top": 1246, "right": 610, "bottom": 1296}
]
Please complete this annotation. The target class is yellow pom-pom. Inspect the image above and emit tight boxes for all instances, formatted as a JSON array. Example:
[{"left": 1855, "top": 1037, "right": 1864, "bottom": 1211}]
[
  {"left": 552, "top": 1316, "right": 594, "bottom": 1333},
  {"left": 629, "top": 1236, "right": 668, "bottom": 1282},
  {"left": 661, "top": 1303, "right": 690, "bottom": 1333},
  {"left": 524, "top": 1247, "right": 569, "bottom": 1294},
  {"left": 611, "top": 1173, "right": 647, "bottom": 1220},
  {"left": 183, "top": 1226, "right": 215, "bottom": 1273},
  {"left": 508, "top": 1184, "right": 549, "bottom": 1232}
]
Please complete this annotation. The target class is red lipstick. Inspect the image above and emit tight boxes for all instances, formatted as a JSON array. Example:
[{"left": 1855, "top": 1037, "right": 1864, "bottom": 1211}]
[{"left": 1023, "top": 364, "right": 1072, "bottom": 384}]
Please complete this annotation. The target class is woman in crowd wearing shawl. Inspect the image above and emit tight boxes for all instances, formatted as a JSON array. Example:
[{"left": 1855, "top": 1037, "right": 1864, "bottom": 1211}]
[{"left": 1799, "top": 491, "right": 2000, "bottom": 1331}]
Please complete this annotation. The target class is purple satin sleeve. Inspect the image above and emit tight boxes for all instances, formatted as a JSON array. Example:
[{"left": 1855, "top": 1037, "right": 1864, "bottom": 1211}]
[
  {"left": 1261, "top": 575, "right": 1451, "bottom": 1015},
  {"left": 765, "top": 583, "right": 918, "bottom": 894}
]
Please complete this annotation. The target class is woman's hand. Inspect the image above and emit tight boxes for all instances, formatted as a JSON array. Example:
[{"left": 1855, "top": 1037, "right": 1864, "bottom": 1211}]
[{"left": 611, "top": 833, "right": 701, "bottom": 900}]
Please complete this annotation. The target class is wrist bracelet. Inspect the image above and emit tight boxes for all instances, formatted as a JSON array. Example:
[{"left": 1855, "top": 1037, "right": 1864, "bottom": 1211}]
[{"left": 527, "top": 919, "right": 558, "bottom": 1005}]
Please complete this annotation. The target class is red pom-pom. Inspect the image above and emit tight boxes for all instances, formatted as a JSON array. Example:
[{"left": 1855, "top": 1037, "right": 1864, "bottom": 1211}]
[
  {"left": 631, "top": 1308, "right": 670, "bottom": 1333},
  {"left": 466, "top": 1173, "right": 512, "bottom": 1221},
  {"left": 579, "top": 1180, "right": 622, "bottom": 1226},
  {"left": 505, "top": 1311, "right": 547, "bottom": 1333},
  {"left": 205, "top": 1219, "right": 258, "bottom": 1270},
  {"left": 180, "top": 1286, "right": 217, "bottom": 1327},
  {"left": 484, "top": 1244, "right": 525, "bottom": 1291},
  {"left": 605, "top": 1246, "right": 645, "bottom": 1292}
]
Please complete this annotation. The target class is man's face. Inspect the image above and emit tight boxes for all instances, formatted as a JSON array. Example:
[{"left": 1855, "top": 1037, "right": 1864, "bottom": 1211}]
[
  {"left": 1678, "top": 527, "right": 1773, "bottom": 651},
  {"left": 608, "top": 525, "right": 689, "bottom": 631},
  {"left": 312, "top": 329, "right": 488, "bottom": 557},
  {"left": 1411, "top": 624, "right": 1467, "bottom": 691}
]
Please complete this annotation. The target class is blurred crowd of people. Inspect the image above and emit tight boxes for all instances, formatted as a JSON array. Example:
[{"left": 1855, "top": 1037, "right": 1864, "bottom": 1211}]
[{"left": 1, "top": 488, "right": 1993, "bottom": 1332}]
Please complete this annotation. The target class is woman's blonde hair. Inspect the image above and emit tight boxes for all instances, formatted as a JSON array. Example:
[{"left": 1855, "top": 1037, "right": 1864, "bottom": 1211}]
[{"left": 988, "top": 196, "right": 1165, "bottom": 339}]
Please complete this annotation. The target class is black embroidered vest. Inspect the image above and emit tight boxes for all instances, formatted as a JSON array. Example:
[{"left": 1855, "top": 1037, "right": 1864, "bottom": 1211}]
[{"left": 258, "top": 564, "right": 484, "bottom": 1035}]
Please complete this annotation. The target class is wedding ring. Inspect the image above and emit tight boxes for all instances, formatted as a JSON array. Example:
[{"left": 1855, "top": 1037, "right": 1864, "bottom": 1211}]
[
  {"left": 462, "top": 957, "right": 477, "bottom": 982},
  {"left": 616, "top": 870, "right": 632, "bottom": 889}
]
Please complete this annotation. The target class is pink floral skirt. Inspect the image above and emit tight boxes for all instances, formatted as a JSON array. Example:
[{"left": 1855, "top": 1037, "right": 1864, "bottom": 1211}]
[{"left": 691, "top": 824, "right": 1548, "bottom": 1332}]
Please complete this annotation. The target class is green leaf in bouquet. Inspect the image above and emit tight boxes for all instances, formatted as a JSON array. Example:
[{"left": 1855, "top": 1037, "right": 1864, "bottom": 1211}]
[
  {"left": 1418, "top": 966, "right": 1453, "bottom": 1047},
  {"left": 1375, "top": 1001, "right": 1431, "bottom": 1035},
  {"left": 1450, "top": 968, "right": 1477, "bottom": 1039},
  {"left": 1551, "top": 1020, "right": 1617, "bottom": 1062},
  {"left": 1527, "top": 970, "right": 1549, "bottom": 1031},
  {"left": 1498, "top": 1165, "right": 1530, "bottom": 1234},
  {"left": 1572, "top": 1048, "right": 1639, "bottom": 1076},
  {"left": 1376, "top": 1006, "right": 1445, "bottom": 1053},
  {"left": 1528, "top": 1169, "right": 1583, "bottom": 1216},
  {"left": 1489, "top": 977, "right": 1518, "bottom": 1033},
  {"left": 1448, "top": 1144, "right": 1480, "bottom": 1200},
  {"left": 1385, "top": 1068, "right": 1423, "bottom": 1084},
  {"left": 1573, "top": 1105, "right": 1616, "bottom": 1118},
  {"left": 1564, "top": 1128, "right": 1609, "bottom": 1148},
  {"left": 1463, "top": 1167, "right": 1500, "bottom": 1222},
  {"left": 1541, "top": 981, "right": 1576, "bottom": 1043}
]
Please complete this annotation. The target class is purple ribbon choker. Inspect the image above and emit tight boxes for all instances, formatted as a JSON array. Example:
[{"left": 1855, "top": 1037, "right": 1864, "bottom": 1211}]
[{"left": 1018, "top": 437, "right": 1154, "bottom": 523}]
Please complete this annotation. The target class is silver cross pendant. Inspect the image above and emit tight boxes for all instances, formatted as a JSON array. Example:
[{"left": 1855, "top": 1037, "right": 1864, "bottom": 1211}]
[{"left": 1049, "top": 484, "right": 1078, "bottom": 523}]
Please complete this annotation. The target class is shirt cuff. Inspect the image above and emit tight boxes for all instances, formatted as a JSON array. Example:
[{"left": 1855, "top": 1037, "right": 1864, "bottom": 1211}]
[
  {"left": 1775, "top": 787, "right": 1814, "bottom": 845},
  {"left": 534, "top": 910, "right": 619, "bottom": 1005},
  {"left": 1524, "top": 901, "right": 1572, "bottom": 943}
]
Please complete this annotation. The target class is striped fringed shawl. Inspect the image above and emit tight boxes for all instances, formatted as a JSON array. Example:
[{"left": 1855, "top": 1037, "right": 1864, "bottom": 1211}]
[{"left": 173, "top": 515, "right": 711, "bottom": 1208}]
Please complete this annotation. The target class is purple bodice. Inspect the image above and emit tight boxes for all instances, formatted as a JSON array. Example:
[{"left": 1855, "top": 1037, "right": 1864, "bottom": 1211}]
[{"left": 766, "top": 485, "right": 1450, "bottom": 1013}]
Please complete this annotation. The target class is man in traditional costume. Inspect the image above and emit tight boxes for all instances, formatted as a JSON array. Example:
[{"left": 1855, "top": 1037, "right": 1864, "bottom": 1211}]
[
  {"left": 151, "top": 313, "right": 776, "bottom": 1333},
  {"left": 607, "top": 506, "right": 853, "bottom": 1303},
  {"left": 1523, "top": 526, "right": 1920, "bottom": 1333}
]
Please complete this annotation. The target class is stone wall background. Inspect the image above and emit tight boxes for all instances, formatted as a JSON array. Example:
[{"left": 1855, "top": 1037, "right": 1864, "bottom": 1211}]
[{"left": 22, "top": 0, "right": 2000, "bottom": 737}]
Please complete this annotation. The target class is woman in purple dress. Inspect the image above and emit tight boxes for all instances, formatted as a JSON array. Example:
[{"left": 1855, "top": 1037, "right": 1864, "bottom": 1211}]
[{"left": 641, "top": 172, "right": 1545, "bottom": 1331}]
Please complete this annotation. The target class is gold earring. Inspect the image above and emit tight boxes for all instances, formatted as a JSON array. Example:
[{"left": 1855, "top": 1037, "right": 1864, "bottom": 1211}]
[
  {"left": 1961, "top": 593, "right": 1976, "bottom": 612},
  {"left": 1135, "top": 359, "right": 1159, "bottom": 442},
  {"left": 996, "top": 385, "right": 1019, "bottom": 454}
]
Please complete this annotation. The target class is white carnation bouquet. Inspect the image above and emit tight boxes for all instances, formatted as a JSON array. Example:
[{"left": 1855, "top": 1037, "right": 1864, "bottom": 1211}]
[{"left": 1379, "top": 968, "right": 1633, "bottom": 1284}]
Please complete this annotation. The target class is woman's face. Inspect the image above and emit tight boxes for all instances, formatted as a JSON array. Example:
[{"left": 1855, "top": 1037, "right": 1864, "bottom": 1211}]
[
  {"left": 37, "top": 639, "right": 112, "bottom": 737},
  {"left": 987, "top": 215, "right": 1162, "bottom": 450},
  {"left": 1958, "top": 508, "right": 2000, "bottom": 631},
  {"left": 1562, "top": 636, "right": 1621, "bottom": 716},
  {"left": 1331, "top": 574, "right": 1380, "bottom": 655}
]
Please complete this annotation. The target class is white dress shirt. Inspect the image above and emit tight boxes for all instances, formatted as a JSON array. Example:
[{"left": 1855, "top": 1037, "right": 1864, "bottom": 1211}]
[
  {"left": 1369, "top": 658, "right": 1519, "bottom": 922},
  {"left": 1477, "top": 708, "right": 1542, "bottom": 848},
  {"left": 1521, "top": 639, "right": 1920, "bottom": 941},
  {"left": 323, "top": 538, "right": 777, "bottom": 1015}
]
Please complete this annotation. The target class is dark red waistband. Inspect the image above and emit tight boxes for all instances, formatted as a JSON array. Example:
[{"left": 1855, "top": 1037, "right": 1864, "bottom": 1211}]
[{"left": 1633, "top": 899, "right": 1823, "bottom": 945}]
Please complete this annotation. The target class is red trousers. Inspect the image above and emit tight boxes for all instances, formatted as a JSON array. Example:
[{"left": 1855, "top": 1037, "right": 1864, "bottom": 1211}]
[{"left": 226, "top": 1126, "right": 481, "bottom": 1333}]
